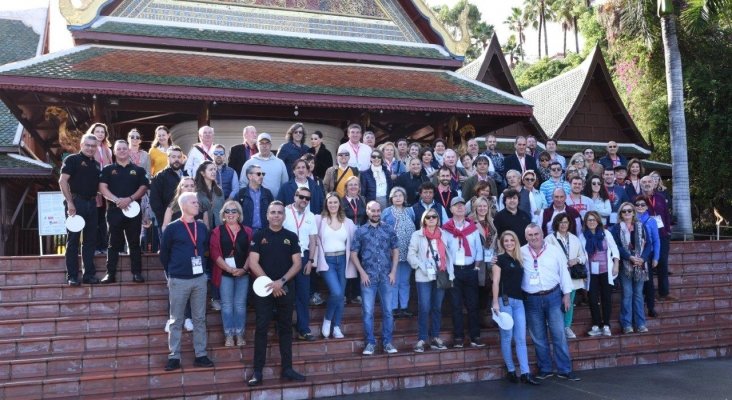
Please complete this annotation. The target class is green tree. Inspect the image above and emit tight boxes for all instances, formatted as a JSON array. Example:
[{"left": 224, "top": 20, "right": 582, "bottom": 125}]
[
  {"left": 513, "top": 52, "right": 584, "bottom": 90},
  {"left": 503, "top": 35, "right": 523, "bottom": 66},
  {"left": 553, "top": 0, "right": 587, "bottom": 55},
  {"left": 432, "top": 0, "right": 494, "bottom": 61},
  {"left": 504, "top": 7, "right": 529, "bottom": 61}
]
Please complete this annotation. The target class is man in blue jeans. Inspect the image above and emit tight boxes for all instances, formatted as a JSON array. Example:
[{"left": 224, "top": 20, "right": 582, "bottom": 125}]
[
  {"left": 521, "top": 224, "right": 580, "bottom": 381},
  {"left": 282, "top": 187, "right": 318, "bottom": 341},
  {"left": 351, "top": 201, "right": 399, "bottom": 355}
]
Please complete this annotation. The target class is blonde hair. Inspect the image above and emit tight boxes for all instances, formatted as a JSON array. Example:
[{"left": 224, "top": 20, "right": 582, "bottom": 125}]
[
  {"left": 498, "top": 230, "right": 522, "bottom": 261},
  {"left": 219, "top": 200, "right": 243, "bottom": 223}
]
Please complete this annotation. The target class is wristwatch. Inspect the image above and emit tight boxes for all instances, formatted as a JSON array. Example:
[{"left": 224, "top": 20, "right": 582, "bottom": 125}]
[
  {"left": 280, "top": 277, "right": 287, "bottom": 284},
  {"left": 308, "top": 259, "right": 314, "bottom": 263}
]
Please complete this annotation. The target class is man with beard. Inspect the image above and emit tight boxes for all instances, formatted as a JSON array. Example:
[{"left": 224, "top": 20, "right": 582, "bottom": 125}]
[
  {"left": 482, "top": 134, "right": 506, "bottom": 191},
  {"left": 434, "top": 167, "right": 459, "bottom": 218},
  {"left": 602, "top": 169, "right": 629, "bottom": 226},
  {"left": 351, "top": 201, "right": 400, "bottom": 355},
  {"left": 212, "top": 144, "right": 239, "bottom": 199},
  {"left": 150, "top": 146, "right": 187, "bottom": 235}
]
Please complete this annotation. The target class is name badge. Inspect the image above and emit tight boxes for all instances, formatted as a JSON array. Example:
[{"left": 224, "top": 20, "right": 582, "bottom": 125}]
[
  {"left": 653, "top": 215, "right": 664, "bottom": 228},
  {"left": 529, "top": 272, "right": 540, "bottom": 286},
  {"left": 225, "top": 257, "right": 236, "bottom": 269},
  {"left": 484, "top": 248, "right": 495, "bottom": 262},
  {"left": 191, "top": 256, "right": 203, "bottom": 275},
  {"left": 610, "top": 212, "right": 618, "bottom": 224},
  {"left": 591, "top": 261, "right": 600, "bottom": 275}
]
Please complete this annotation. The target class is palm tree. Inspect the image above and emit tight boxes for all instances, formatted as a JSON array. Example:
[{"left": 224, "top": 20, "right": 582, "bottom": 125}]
[
  {"left": 524, "top": 0, "right": 543, "bottom": 58},
  {"left": 504, "top": 7, "right": 528, "bottom": 61},
  {"left": 553, "top": 0, "right": 575, "bottom": 56},
  {"left": 502, "top": 35, "right": 522, "bottom": 66}
]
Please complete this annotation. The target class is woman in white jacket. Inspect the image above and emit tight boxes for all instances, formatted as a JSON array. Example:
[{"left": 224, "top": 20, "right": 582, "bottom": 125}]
[
  {"left": 545, "top": 212, "right": 587, "bottom": 339},
  {"left": 580, "top": 211, "right": 620, "bottom": 337},
  {"left": 407, "top": 207, "right": 455, "bottom": 353}
]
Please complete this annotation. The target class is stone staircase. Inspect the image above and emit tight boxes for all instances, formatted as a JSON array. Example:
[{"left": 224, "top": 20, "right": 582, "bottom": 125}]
[{"left": 0, "top": 240, "right": 731, "bottom": 399}]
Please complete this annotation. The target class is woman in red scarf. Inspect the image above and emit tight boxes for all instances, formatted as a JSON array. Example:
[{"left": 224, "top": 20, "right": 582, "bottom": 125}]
[{"left": 407, "top": 208, "right": 454, "bottom": 353}]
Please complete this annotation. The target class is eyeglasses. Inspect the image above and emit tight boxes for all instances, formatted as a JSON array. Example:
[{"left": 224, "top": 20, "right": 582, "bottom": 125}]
[
  {"left": 608, "top": 145, "right": 618, "bottom": 149},
  {"left": 371, "top": 155, "right": 382, "bottom": 159},
  {"left": 621, "top": 209, "right": 634, "bottom": 214},
  {"left": 223, "top": 209, "right": 239, "bottom": 214},
  {"left": 249, "top": 172, "right": 266, "bottom": 177},
  {"left": 424, "top": 215, "right": 438, "bottom": 220},
  {"left": 523, "top": 178, "right": 535, "bottom": 182},
  {"left": 129, "top": 136, "right": 140, "bottom": 140},
  {"left": 213, "top": 150, "right": 225, "bottom": 156},
  {"left": 550, "top": 167, "right": 562, "bottom": 172},
  {"left": 573, "top": 159, "right": 583, "bottom": 164},
  {"left": 297, "top": 195, "right": 311, "bottom": 201},
  {"left": 635, "top": 203, "right": 647, "bottom": 208},
  {"left": 591, "top": 182, "right": 601, "bottom": 186}
]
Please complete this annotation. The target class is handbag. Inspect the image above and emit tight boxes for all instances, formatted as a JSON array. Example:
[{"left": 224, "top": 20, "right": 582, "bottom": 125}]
[
  {"left": 554, "top": 233, "right": 587, "bottom": 279},
  {"left": 427, "top": 237, "right": 453, "bottom": 289}
]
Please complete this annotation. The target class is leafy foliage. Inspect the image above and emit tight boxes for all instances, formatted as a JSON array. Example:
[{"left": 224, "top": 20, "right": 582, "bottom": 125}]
[
  {"left": 512, "top": 52, "right": 584, "bottom": 91},
  {"left": 432, "top": 0, "right": 494, "bottom": 62}
]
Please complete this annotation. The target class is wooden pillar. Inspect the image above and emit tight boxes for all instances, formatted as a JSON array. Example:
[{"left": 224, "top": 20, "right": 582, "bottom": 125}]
[
  {"left": 0, "top": 183, "right": 6, "bottom": 256},
  {"left": 434, "top": 122, "right": 444, "bottom": 140},
  {"left": 198, "top": 102, "right": 211, "bottom": 128},
  {"left": 92, "top": 95, "right": 105, "bottom": 123}
]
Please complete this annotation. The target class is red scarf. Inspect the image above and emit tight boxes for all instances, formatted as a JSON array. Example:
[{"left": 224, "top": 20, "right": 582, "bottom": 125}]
[
  {"left": 423, "top": 227, "right": 447, "bottom": 271},
  {"left": 442, "top": 218, "right": 478, "bottom": 257}
]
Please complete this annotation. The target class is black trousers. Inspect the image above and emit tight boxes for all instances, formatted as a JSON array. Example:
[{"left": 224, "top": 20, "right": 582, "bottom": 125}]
[
  {"left": 64, "top": 197, "right": 98, "bottom": 280},
  {"left": 253, "top": 286, "right": 294, "bottom": 373},
  {"left": 589, "top": 272, "right": 613, "bottom": 326},
  {"left": 105, "top": 208, "right": 142, "bottom": 275},
  {"left": 643, "top": 263, "right": 656, "bottom": 312}
]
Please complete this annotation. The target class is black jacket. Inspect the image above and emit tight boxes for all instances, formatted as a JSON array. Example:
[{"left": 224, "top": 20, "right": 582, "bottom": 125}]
[
  {"left": 149, "top": 167, "right": 187, "bottom": 223},
  {"left": 308, "top": 146, "right": 333, "bottom": 180},
  {"left": 395, "top": 171, "right": 429, "bottom": 206},
  {"left": 360, "top": 165, "right": 394, "bottom": 203},
  {"left": 503, "top": 154, "right": 538, "bottom": 177}
]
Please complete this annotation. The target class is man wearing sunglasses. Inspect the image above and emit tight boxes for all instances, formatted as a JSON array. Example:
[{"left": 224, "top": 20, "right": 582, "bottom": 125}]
[
  {"left": 282, "top": 188, "right": 319, "bottom": 342},
  {"left": 599, "top": 141, "right": 628, "bottom": 170},
  {"left": 539, "top": 161, "right": 571, "bottom": 204},
  {"left": 212, "top": 144, "right": 239, "bottom": 200},
  {"left": 235, "top": 165, "right": 273, "bottom": 236}
]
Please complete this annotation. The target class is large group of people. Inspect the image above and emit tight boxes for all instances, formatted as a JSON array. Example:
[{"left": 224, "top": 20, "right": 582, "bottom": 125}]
[{"left": 60, "top": 122, "right": 673, "bottom": 386}]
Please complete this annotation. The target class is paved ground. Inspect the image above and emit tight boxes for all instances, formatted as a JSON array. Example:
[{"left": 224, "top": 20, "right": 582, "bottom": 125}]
[{"left": 340, "top": 358, "right": 732, "bottom": 400}]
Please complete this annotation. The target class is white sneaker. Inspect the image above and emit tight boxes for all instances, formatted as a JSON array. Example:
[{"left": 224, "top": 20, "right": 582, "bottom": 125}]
[
  {"left": 587, "top": 325, "right": 602, "bottom": 337},
  {"left": 184, "top": 318, "right": 194, "bottom": 332},
  {"left": 164, "top": 319, "right": 172, "bottom": 333},
  {"left": 384, "top": 343, "right": 398, "bottom": 354},
  {"left": 322, "top": 319, "right": 331, "bottom": 338},
  {"left": 565, "top": 327, "right": 576, "bottom": 339},
  {"left": 602, "top": 325, "right": 612, "bottom": 337},
  {"left": 333, "top": 326, "right": 344, "bottom": 339}
]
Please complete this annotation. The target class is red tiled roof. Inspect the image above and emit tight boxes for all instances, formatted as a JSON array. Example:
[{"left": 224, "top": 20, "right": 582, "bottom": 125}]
[{"left": 0, "top": 46, "right": 532, "bottom": 116}]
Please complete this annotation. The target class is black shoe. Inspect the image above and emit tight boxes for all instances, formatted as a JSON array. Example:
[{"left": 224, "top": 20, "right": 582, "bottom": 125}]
[
  {"left": 82, "top": 276, "right": 100, "bottom": 284},
  {"left": 506, "top": 371, "right": 519, "bottom": 383},
  {"left": 281, "top": 368, "right": 306, "bottom": 382},
  {"left": 67, "top": 277, "right": 80, "bottom": 286},
  {"left": 297, "top": 332, "right": 316, "bottom": 341},
  {"left": 521, "top": 373, "right": 540, "bottom": 385},
  {"left": 648, "top": 309, "right": 658, "bottom": 318},
  {"left": 557, "top": 372, "right": 581, "bottom": 381},
  {"left": 193, "top": 356, "right": 214, "bottom": 368},
  {"left": 247, "top": 372, "right": 263, "bottom": 387},
  {"left": 535, "top": 371, "right": 554, "bottom": 380},
  {"left": 164, "top": 359, "right": 181, "bottom": 371},
  {"left": 402, "top": 309, "right": 414, "bottom": 318},
  {"left": 391, "top": 309, "right": 403, "bottom": 319},
  {"left": 132, "top": 274, "right": 145, "bottom": 283},
  {"left": 100, "top": 274, "right": 115, "bottom": 284}
]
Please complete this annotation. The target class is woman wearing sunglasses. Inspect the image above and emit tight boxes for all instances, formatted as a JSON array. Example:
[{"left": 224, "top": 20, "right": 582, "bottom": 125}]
[
  {"left": 210, "top": 201, "right": 252, "bottom": 347},
  {"left": 127, "top": 128, "right": 151, "bottom": 177},
  {"left": 630, "top": 195, "right": 661, "bottom": 318},
  {"left": 360, "top": 149, "right": 393, "bottom": 210},
  {"left": 584, "top": 175, "right": 611, "bottom": 226},
  {"left": 522, "top": 170, "right": 546, "bottom": 225},
  {"left": 610, "top": 202, "right": 657, "bottom": 334},
  {"left": 407, "top": 208, "right": 454, "bottom": 353}
]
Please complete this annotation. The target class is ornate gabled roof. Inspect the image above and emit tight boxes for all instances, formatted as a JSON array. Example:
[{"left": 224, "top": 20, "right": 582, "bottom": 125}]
[
  {"left": 458, "top": 34, "right": 545, "bottom": 139},
  {"left": 0, "top": 45, "right": 532, "bottom": 117},
  {"left": 523, "top": 46, "right": 648, "bottom": 147},
  {"left": 0, "top": 18, "right": 41, "bottom": 147},
  {"left": 74, "top": 18, "right": 460, "bottom": 67}
]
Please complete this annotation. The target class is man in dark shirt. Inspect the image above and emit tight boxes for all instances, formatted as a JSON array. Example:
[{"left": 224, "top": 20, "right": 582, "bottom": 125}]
[
  {"left": 160, "top": 192, "right": 213, "bottom": 371},
  {"left": 434, "top": 167, "right": 459, "bottom": 218},
  {"left": 247, "top": 201, "right": 305, "bottom": 386},
  {"left": 59, "top": 133, "right": 102, "bottom": 286},
  {"left": 395, "top": 158, "right": 428, "bottom": 206},
  {"left": 235, "top": 164, "right": 273, "bottom": 235},
  {"left": 98, "top": 140, "right": 150, "bottom": 284},
  {"left": 494, "top": 189, "right": 532, "bottom": 245},
  {"left": 228, "top": 125, "right": 259, "bottom": 182},
  {"left": 504, "top": 136, "right": 538, "bottom": 178},
  {"left": 149, "top": 146, "right": 186, "bottom": 232}
]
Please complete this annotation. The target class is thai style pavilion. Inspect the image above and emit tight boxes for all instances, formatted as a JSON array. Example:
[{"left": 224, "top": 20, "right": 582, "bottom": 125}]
[{"left": 0, "top": 0, "right": 535, "bottom": 255}]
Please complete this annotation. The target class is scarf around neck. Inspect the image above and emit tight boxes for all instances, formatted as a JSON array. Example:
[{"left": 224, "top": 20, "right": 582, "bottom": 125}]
[
  {"left": 443, "top": 218, "right": 478, "bottom": 257},
  {"left": 423, "top": 227, "right": 447, "bottom": 271},
  {"left": 583, "top": 229, "right": 605, "bottom": 256}
]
